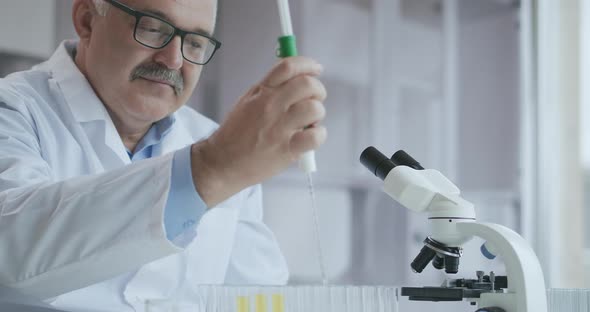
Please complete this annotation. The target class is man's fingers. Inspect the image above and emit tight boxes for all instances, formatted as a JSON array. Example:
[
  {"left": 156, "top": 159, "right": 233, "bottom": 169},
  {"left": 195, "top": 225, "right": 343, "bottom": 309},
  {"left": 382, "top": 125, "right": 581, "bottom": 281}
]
[
  {"left": 275, "top": 75, "right": 327, "bottom": 109},
  {"left": 261, "top": 57, "right": 323, "bottom": 88},
  {"left": 290, "top": 126, "right": 327, "bottom": 155},
  {"left": 285, "top": 99, "right": 326, "bottom": 130}
]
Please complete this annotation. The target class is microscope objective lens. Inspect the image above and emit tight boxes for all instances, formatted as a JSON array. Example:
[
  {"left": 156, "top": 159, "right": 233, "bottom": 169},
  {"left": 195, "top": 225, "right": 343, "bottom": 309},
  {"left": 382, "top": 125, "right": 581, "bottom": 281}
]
[
  {"left": 432, "top": 255, "right": 445, "bottom": 270},
  {"left": 411, "top": 245, "right": 437, "bottom": 273},
  {"left": 444, "top": 255, "right": 460, "bottom": 274}
]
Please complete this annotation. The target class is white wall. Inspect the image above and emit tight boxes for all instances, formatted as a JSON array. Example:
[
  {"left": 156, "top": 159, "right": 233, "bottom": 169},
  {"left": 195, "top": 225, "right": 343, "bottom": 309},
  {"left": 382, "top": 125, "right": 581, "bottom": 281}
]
[
  {"left": 583, "top": 0, "right": 590, "bottom": 169},
  {"left": 458, "top": 11, "right": 520, "bottom": 192},
  {"left": 583, "top": 0, "right": 590, "bottom": 285},
  {"left": 214, "top": 0, "right": 284, "bottom": 119},
  {"left": 55, "top": 0, "right": 77, "bottom": 45},
  {"left": 535, "top": 0, "right": 586, "bottom": 288},
  {"left": 0, "top": 1, "right": 57, "bottom": 58}
]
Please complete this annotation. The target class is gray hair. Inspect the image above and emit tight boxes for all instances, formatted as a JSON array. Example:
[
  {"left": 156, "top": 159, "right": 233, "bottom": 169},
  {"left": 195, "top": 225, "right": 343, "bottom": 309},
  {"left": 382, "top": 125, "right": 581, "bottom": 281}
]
[{"left": 93, "top": 0, "right": 109, "bottom": 16}]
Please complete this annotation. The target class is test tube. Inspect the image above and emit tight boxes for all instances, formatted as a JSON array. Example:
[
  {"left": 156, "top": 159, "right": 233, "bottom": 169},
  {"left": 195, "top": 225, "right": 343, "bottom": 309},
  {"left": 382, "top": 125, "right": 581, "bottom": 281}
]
[
  {"left": 255, "top": 294, "right": 267, "bottom": 312},
  {"left": 237, "top": 296, "right": 249, "bottom": 312},
  {"left": 272, "top": 294, "right": 285, "bottom": 312}
]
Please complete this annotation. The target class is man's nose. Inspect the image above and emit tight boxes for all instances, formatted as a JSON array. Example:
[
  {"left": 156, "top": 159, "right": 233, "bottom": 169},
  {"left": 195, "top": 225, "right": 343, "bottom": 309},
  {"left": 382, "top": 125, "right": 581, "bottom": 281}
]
[{"left": 154, "top": 36, "right": 184, "bottom": 70}]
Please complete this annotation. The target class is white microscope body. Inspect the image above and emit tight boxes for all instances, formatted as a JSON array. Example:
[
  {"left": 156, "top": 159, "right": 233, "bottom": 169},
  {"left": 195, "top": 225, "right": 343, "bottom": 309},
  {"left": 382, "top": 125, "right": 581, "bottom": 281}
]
[{"left": 360, "top": 147, "right": 547, "bottom": 312}]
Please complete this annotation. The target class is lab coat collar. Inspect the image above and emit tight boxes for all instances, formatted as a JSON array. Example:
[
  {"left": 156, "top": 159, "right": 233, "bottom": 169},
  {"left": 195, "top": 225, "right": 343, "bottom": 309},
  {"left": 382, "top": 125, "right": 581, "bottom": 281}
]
[
  {"left": 41, "top": 40, "right": 111, "bottom": 124},
  {"left": 37, "top": 41, "right": 131, "bottom": 165},
  {"left": 40, "top": 41, "right": 187, "bottom": 165}
]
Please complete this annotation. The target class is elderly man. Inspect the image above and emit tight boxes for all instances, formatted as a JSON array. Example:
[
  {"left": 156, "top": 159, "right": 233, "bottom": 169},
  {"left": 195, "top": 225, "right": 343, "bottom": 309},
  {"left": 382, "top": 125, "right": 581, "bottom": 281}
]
[{"left": 0, "top": 0, "right": 327, "bottom": 310}]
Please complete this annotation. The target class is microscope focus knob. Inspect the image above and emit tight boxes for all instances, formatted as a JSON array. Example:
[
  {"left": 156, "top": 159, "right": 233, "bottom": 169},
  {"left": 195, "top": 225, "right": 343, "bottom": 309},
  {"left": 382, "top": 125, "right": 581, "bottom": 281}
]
[{"left": 475, "top": 307, "right": 506, "bottom": 312}]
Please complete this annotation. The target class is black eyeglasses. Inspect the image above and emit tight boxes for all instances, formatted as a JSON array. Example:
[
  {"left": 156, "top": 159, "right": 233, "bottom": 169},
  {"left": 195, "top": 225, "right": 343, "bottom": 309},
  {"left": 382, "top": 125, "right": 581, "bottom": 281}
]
[{"left": 102, "top": 0, "right": 221, "bottom": 65}]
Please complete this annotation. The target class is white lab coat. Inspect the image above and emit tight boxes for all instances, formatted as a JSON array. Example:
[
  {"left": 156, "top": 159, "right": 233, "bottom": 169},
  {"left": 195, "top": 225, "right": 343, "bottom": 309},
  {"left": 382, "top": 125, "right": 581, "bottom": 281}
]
[{"left": 0, "top": 41, "right": 288, "bottom": 312}]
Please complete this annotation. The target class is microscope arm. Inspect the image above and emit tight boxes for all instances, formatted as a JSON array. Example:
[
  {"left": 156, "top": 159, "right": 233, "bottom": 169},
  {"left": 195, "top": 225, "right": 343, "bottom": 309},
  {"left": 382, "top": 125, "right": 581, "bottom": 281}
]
[{"left": 456, "top": 222, "right": 547, "bottom": 312}]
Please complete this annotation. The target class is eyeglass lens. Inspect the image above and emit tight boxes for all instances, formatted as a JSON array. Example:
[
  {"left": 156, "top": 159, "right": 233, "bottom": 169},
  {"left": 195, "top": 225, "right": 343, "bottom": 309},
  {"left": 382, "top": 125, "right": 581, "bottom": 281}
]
[{"left": 135, "top": 16, "right": 217, "bottom": 64}]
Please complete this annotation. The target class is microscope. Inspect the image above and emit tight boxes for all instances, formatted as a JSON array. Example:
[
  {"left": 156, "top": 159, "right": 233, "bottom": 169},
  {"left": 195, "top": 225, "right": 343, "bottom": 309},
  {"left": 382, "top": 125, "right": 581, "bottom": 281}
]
[{"left": 360, "top": 147, "right": 548, "bottom": 312}]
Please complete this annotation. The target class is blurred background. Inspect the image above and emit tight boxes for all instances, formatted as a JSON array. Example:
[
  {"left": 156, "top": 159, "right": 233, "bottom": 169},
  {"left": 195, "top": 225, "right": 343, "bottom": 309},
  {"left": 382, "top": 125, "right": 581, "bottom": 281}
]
[{"left": 0, "top": 0, "right": 588, "bottom": 311}]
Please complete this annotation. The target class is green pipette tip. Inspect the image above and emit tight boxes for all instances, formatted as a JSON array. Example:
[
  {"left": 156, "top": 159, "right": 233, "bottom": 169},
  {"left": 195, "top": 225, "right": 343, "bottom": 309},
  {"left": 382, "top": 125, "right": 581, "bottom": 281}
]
[{"left": 277, "top": 35, "right": 298, "bottom": 58}]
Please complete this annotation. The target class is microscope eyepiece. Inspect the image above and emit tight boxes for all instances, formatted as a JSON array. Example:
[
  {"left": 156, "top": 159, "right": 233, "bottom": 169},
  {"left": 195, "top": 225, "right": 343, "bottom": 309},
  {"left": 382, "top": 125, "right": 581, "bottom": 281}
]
[
  {"left": 391, "top": 150, "right": 424, "bottom": 170},
  {"left": 360, "top": 146, "right": 396, "bottom": 181},
  {"left": 361, "top": 147, "right": 425, "bottom": 180}
]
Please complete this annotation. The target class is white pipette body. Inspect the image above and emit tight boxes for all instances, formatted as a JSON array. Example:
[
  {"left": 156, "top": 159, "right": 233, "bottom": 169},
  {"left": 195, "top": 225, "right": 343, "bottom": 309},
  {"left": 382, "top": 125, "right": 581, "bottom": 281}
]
[
  {"left": 276, "top": 0, "right": 317, "bottom": 174},
  {"left": 277, "top": 0, "right": 294, "bottom": 36}
]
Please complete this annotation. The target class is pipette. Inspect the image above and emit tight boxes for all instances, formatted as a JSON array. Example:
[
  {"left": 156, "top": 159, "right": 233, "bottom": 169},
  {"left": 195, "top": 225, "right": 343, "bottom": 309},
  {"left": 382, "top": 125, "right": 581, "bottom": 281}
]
[
  {"left": 276, "top": 0, "right": 327, "bottom": 285},
  {"left": 276, "top": 0, "right": 316, "bottom": 173}
]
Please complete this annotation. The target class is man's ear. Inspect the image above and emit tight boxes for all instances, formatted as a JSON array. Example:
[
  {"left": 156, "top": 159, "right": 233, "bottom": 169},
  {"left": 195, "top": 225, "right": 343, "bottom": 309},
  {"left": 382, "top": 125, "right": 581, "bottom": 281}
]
[{"left": 72, "top": 0, "right": 98, "bottom": 44}]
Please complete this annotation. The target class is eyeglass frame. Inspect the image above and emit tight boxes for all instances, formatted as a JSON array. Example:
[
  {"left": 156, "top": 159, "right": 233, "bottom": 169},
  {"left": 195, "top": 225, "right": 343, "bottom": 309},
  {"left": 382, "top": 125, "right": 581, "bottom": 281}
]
[{"left": 102, "top": 0, "right": 222, "bottom": 65}]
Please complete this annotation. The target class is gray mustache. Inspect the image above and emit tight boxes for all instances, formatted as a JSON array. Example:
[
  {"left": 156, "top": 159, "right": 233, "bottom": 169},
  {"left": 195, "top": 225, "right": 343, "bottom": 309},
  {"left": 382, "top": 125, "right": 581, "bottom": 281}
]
[{"left": 130, "top": 63, "right": 184, "bottom": 95}]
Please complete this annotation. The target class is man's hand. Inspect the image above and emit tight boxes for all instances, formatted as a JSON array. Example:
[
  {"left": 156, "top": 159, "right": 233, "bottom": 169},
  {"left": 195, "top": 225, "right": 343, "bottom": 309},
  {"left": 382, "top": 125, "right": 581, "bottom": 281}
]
[{"left": 191, "top": 57, "right": 327, "bottom": 207}]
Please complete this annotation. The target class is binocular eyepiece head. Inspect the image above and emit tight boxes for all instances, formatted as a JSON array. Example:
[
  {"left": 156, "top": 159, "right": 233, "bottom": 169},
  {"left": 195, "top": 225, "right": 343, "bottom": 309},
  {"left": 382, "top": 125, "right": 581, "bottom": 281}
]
[{"left": 360, "top": 146, "right": 424, "bottom": 181}]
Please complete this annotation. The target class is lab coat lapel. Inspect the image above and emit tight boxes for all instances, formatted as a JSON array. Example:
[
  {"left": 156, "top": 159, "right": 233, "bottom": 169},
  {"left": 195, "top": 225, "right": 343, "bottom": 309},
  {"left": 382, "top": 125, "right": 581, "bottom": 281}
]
[
  {"left": 45, "top": 41, "right": 131, "bottom": 169},
  {"left": 80, "top": 120, "right": 131, "bottom": 170}
]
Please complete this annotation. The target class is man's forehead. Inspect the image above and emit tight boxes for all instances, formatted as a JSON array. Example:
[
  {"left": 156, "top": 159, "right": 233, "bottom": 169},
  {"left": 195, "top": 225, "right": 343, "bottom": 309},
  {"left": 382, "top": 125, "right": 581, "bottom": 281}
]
[
  {"left": 172, "top": 0, "right": 206, "bottom": 9},
  {"left": 135, "top": 0, "right": 214, "bottom": 9},
  {"left": 130, "top": 0, "right": 216, "bottom": 11},
  {"left": 131, "top": 0, "right": 217, "bottom": 32}
]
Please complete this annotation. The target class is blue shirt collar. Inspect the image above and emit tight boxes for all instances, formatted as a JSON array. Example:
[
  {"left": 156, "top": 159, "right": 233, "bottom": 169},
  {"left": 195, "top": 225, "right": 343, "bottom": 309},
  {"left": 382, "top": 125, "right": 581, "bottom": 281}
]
[{"left": 128, "top": 114, "right": 177, "bottom": 160}]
